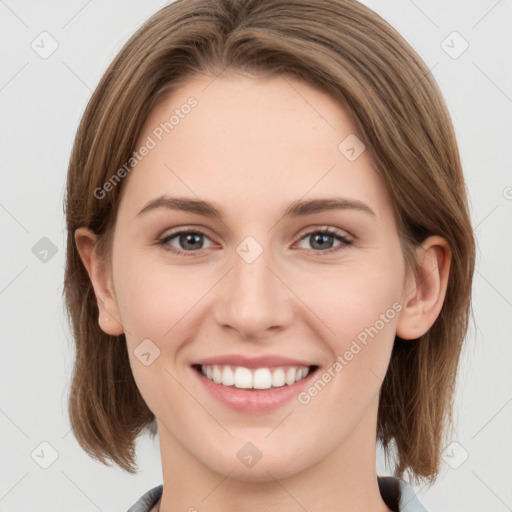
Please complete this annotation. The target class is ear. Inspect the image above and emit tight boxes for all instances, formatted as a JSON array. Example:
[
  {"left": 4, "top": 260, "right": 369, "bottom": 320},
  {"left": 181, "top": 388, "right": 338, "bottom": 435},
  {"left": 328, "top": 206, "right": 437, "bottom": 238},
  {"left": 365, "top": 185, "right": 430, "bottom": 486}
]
[
  {"left": 74, "top": 227, "right": 124, "bottom": 336},
  {"left": 396, "top": 236, "right": 451, "bottom": 340}
]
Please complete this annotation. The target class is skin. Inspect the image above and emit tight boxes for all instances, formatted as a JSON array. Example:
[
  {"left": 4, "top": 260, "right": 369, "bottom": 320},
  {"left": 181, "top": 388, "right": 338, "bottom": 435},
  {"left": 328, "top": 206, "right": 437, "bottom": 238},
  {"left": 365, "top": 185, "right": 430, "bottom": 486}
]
[{"left": 76, "top": 72, "right": 451, "bottom": 512}]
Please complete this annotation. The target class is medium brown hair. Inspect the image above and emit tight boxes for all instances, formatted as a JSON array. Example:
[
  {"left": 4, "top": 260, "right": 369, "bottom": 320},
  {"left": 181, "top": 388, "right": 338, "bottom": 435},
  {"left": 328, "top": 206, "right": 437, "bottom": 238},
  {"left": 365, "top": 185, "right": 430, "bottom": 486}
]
[{"left": 63, "top": 0, "right": 475, "bottom": 485}]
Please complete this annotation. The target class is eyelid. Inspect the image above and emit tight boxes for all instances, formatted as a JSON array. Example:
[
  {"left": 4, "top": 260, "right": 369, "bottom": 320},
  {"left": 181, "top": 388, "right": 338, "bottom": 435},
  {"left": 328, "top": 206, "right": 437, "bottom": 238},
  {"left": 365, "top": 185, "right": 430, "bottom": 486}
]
[
  {"left": 158, "top": 225, "right": 212, "bottom": 240},
  {"left": 296, "top": 224, "right": 353, "bottom": 240}
]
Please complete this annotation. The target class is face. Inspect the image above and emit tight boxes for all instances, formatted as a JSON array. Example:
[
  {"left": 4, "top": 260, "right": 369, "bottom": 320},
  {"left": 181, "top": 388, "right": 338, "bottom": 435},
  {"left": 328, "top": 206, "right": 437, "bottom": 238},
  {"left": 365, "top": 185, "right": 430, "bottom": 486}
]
[{"left": 102, "top": 73, "right": 415, "bottom": 481}]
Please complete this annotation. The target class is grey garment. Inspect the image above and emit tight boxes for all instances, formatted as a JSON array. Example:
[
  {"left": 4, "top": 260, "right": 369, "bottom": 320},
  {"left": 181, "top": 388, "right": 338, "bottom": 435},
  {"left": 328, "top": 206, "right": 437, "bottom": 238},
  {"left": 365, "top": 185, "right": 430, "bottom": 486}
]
[
  {"left": 127, "top": 476, "right": 428, "bottom": 512},
  {"left": 127, "top": 484, "right": 162, "bottom": 512},
  {"left": 378, "top": 476, "right": 429, "bottom": 512}
]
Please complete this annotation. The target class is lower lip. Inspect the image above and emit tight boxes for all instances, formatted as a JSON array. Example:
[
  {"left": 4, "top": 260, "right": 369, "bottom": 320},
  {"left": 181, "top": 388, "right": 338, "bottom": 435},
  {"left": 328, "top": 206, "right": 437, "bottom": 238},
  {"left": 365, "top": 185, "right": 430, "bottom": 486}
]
[{"left": 192, "top": 366, "right": 317, "bottom": 414}]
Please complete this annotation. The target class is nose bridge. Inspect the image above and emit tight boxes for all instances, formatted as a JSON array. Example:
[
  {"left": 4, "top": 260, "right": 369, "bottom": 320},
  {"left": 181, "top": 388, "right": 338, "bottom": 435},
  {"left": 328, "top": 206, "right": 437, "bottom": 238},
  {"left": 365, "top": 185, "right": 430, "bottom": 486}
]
[{"left": 232, "top": 239, "right": 279, "bottom": 311}]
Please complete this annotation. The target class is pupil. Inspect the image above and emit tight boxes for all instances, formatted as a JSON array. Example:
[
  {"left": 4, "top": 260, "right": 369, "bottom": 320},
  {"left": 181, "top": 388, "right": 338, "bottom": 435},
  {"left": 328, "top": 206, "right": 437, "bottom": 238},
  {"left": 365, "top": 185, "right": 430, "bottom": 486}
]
[
  {"left": 182, "top": 233, "right": 201, "bottom": 250},
  {"left": 313, "top": 233, "right": 332, "bottom": 249}
]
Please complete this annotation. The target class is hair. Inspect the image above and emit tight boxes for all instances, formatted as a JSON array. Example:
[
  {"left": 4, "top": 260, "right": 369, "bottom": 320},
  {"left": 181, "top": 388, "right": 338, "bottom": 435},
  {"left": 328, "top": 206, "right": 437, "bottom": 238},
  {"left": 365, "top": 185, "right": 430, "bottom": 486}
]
[{"left": 63, "top": 0, "right": 475, "bottom": 485}]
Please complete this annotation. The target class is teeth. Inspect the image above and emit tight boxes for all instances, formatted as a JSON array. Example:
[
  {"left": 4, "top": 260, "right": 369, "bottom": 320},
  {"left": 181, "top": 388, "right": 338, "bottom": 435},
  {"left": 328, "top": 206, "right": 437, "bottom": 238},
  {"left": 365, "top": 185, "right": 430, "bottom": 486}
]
[
  {"left": 222, "top": 366, "right": 235, "bottom": 386},
  {"left": 296, "top": 368, "right": 307, "bottom": 381},
  {"left": 200, "top": 364, "right": 311, "bottom": 389},
  {"left": 234, "top": 367, "right": 252, "bottom": 388},
  {"left": 253, "top": 368, "right": 272, "bottom": 389},
  {"left": 212, "top": 365, "right": 222, "bottom": 384},
  {"left": 285, "top": 367, "right": 296, "bottom": 385},
  {"left": 271, "top": 368, "right": 286, "bottom": 387}
]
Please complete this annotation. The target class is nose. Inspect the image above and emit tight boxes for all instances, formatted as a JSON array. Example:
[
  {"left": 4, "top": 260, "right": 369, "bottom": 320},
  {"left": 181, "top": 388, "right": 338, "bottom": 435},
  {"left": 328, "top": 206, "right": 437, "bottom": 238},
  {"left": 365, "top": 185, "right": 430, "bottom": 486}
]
[{"left": 213, "top": 243, "right": 294, "bottom": 341}]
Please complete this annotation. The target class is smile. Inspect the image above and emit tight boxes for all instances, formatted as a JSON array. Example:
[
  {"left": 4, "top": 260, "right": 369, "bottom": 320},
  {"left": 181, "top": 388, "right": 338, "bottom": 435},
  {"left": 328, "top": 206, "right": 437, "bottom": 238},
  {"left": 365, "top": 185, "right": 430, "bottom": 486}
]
[
  {"left": 191, "top": 362, "right": 319, "bottom": 414},
  {"left": 198, "top": 364, "right": 312, "bottom": 389}
]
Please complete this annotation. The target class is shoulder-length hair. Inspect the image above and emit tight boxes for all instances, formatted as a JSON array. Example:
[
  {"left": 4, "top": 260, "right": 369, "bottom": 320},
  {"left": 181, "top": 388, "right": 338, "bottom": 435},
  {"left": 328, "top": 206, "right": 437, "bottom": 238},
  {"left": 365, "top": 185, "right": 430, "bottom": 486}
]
[{"left": 63, "top": 0, "right": 475, "bottom": 485}]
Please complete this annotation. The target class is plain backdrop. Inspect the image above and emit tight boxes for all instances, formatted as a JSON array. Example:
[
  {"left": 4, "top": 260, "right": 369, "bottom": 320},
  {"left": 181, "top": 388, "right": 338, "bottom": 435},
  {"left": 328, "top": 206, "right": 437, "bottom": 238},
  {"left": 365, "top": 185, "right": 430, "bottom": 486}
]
[{"left": 1, "top": 1, "right": 511, "bottom": 511}]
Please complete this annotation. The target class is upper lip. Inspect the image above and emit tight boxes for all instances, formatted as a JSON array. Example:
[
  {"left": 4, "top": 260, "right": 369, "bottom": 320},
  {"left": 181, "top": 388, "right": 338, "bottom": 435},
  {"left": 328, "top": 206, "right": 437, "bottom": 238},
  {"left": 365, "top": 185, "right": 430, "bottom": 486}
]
[{"left": 192, "top": 354, "right": 316, "bottom": 369}]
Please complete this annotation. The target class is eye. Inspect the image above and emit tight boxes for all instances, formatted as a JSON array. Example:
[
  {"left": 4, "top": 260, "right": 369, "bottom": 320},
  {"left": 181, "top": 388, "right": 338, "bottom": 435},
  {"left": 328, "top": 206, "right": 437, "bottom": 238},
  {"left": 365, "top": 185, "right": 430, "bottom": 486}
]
[
  {"left": 157, "top": 228, "right": 213, "bottom": 256},
  {"left": 296, "top": 227, "right": 353, "bottom": 255},
  {"left": 157, "top": 226, "right": 353, "bottom": 257}
]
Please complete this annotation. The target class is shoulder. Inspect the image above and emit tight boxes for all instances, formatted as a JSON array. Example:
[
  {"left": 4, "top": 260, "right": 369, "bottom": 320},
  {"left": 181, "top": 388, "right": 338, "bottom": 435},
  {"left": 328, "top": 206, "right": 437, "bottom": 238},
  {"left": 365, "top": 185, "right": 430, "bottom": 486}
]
[
  {"left": 126, "top": 484, "right": 163, "bottom": 512},
  {"left": 128, "top": 479, "right": 428, "bottom": 512},
  {"left": 378, "top": 476, "right": 429, "bottom": 512}
]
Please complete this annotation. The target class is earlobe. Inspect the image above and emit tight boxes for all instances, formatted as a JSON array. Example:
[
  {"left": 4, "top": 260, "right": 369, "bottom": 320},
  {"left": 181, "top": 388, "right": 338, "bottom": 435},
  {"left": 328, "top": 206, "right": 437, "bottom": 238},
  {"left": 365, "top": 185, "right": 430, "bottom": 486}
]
[
  {"left": 396, "top": 236, "right": 451, "bottom": 340},
  {"left": 74, "top": 227, "right": 124, "bottom": 336}
]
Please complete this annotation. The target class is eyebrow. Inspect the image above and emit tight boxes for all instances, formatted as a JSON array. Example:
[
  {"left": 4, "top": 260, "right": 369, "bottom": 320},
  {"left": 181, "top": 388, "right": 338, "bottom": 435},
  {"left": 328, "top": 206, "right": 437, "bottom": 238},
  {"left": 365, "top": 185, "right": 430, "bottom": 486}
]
[{"left": 136, "top": 195, "right": 376, "bottom": 219}]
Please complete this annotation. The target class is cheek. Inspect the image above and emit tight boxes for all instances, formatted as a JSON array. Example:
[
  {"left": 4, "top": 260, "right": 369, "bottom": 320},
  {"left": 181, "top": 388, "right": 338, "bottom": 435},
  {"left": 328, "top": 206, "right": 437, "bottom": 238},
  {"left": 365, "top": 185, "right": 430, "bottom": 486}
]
[
  {"left": 114, "top": 250, "right": 198, "bottom": 337},
  {"left": 312, "top": 256, "right": 403, "bottom": 325},
  {"left": 112, "top": 254, "right": 206, "bottom": 413},
  {"left": 303, "top": 252, "right": 404, "bottom": 375},
  {"left": 292, "top": 266, "right": 403, "bottom": 430}
]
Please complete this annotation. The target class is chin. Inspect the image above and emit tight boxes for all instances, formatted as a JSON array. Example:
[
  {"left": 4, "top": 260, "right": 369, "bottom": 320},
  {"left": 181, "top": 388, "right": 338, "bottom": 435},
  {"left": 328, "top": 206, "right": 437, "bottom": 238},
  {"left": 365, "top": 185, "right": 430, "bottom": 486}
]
[{"left": 197, "top": 442, "right": 315, "bottom": 483}]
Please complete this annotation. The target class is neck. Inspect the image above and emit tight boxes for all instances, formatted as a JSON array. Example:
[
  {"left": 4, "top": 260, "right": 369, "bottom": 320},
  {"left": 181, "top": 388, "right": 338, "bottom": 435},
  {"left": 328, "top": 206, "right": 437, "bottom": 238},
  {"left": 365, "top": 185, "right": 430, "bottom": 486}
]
[{"left": 156, "top": 398, "right": 392, "bottom": 512}]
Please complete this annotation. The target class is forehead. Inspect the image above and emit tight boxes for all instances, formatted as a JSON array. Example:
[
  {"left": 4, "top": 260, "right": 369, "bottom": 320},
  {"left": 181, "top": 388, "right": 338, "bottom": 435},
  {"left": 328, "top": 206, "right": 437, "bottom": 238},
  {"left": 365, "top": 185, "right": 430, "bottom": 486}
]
[{"left": 117, "top": 73, "right": 392, "bottom": 222}]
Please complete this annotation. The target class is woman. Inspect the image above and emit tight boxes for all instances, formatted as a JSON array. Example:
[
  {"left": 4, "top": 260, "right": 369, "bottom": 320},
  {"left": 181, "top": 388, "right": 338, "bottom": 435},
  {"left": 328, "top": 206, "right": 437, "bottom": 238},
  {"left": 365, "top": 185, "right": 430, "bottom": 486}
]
[{"left": 63, "top": 1, "right": 475, "bottom": 511}]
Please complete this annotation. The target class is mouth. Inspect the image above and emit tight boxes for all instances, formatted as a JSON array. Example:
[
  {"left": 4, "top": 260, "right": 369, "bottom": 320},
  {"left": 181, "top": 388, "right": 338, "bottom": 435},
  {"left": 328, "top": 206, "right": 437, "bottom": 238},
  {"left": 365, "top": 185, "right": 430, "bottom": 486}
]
[
  {"left": 190, "top": 362, "right": 320, "bottom": 413},
  {"left": 191, "top": 363, "right": 319, "bottom": 390}
]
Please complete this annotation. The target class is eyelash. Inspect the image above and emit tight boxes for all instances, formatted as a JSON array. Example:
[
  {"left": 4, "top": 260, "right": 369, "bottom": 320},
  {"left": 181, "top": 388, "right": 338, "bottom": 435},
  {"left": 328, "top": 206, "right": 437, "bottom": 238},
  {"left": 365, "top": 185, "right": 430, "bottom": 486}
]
[{"left": 156, "top": 227, "right": 353, "bottom": 257}]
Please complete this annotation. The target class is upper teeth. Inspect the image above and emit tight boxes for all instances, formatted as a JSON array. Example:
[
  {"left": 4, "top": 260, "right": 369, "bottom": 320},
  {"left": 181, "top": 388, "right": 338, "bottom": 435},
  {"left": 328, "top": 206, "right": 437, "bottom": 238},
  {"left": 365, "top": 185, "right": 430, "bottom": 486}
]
[{"left": 200, "top": 365, "right": 310, "bottom": 389}]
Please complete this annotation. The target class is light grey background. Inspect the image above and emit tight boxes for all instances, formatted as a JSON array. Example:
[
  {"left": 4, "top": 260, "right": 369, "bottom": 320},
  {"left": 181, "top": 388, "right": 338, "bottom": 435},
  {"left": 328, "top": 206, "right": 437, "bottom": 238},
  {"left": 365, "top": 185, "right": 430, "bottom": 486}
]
[{"left": 1, "top": 1, "right": 511, "bottom": 511}]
